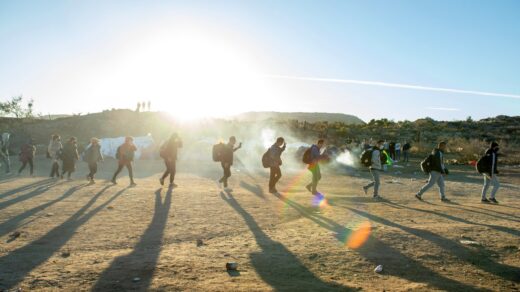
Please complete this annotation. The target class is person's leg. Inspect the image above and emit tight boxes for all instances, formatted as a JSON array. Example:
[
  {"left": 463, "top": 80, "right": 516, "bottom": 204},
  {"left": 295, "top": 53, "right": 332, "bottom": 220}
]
[
  {"left": 417, "top": 171, "right": 439, "bottom": 197},
  {"left": 223, "top": 165, "right": 231, "bottom": 188},
  {"left": 18, "top": 161, "right": 27, "bottom": 174},
  {"left": 274, "top": 166, "right": 282, "bottom": 185},
  {"left": 126, "top": 162, "right": 135, "bottom": 184},
  {"left": 170, "top": 160, "right": 176, "bottom": 184},
  {"left": 269, "top": 167, "right": 276, "bottom": 190},
  {"left": 54, "top": 162, "right": 60, "bottom": 177},
  {"left": 161, "top": 159, "right": 170, "bottom": 183},
  {"left": 437, "top": 174, "right": 446, "bottom": 199},
  {"left": 29, "top": 158, "right": 34, "bottom": 175},
  {"left": 373, "top": 170, "right": 381, "bottom": 197},
  {"left": 112, "top": 163, "right": 124, "bottom": 182},
  {"left": 311, "top": 165, "right": 321, "bottom": 194},
  {"left": 481, "top": 174, "right": 490, "bottom": 199},
  {"left": 490, "top": 175, "right": 500, "bottom": 199}
]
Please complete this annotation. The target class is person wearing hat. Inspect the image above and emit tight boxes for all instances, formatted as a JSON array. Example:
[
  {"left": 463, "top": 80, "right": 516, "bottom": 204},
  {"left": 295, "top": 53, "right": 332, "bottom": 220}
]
[
  {"left": 61, "top": 136, "right": 79, "bottom": 180},
  {"left": 159, "top": 133, "right": 183, "bottom": 187},
  {"left": 112, "top": 136, "right": 137, "bottom": 186},
  {"left": 481, "top": 141, "right": 500, "bottom": 204},
  {"left": 18, "top": 138, "right": 36, "bottom": 176},
  {"left": 84, "top": 137, "right": 103, "bottom": 184},
  {"left": 363, "top": 139, "right": 386, "bottom": 199}
]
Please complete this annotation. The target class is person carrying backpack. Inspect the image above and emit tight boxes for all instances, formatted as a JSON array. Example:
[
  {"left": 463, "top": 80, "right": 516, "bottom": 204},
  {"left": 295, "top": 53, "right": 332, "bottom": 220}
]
[
  {"left": 0, "top": 132, "right": 11, "bottom": 174},
  {"left": 217, "top": 136, "right": 242, "bottom": 190},
  {"left": 415, "top": 141, "right": 450, "bottom": 202},
  {"left": 267, "top": 137, "right": 286, "bottom": 194},
  {"left": 159, "top": 133, "right": 183, "bottom": 187},
  {"left": 84, "top": 138, "right": 103, "bottom": 184},
  {"left": 111, "top": 136, "right": 137, "bottom": 186},
  {"left": 48, "top": 134, "right": 62, "bottom": 178},
  {"left": 362, "top": 140, "right": 385, "bottom": 199},
  {"left": 18, "top": 139, "right": 36, "bottom": 176},
  {"left": 481, "top": 142, "right": 500, "bottom": 204},
  {"left": 305, "top": 139, "right": 327, "bottom": 195},
  {"left": 61, "top": 137, "right": 80, "bottom": 180}
]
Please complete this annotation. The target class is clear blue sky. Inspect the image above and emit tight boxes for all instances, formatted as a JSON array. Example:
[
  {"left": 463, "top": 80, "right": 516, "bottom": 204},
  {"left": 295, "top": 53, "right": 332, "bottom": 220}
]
[{"left": 1, "top": 0, "right": 519, "bottom": 121}]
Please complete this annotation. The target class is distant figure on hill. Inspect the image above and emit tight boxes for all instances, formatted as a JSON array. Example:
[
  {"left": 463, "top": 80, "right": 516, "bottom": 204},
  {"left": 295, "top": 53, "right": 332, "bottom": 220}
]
[
  {"left": 215, "top": 136, "right": 242, "bottom": 190},
  {"left": 84, "top": 138, "right": 103, "bottom": 184},
  {"left": 0, "top": 132, "right": 11, "bottom": 174},
  {"left": 304, "top": 139, "right": 327, "bottom": 195},
  {"left": 159, "top": 133, "right": 183, "bottom": 188},
  {"left": 61, "top": 137, "right": 79, "bottom": 180},
  {"left": 402, "top": 141, "right": 411, "bottom": 163},
  {"left": 18, "top": 139, "right": 36, "bottom": 176},
  {"left": 362, "top": 140, "right": 386, "bottom": 200},
  {"left": 111, "top": 136, "right": 137, "bottom": 186},
  {"left": 481, "top": 142, "right": 500, "bottom": 204},
  {"left": 48, "top": 134, "right": 62, "bottom": 178},
  {"left": 415, "top": 141, "right": 450, "bottom": 202},
  {"left": 266, "top": 137, "right": 286, "bottom": 194}
]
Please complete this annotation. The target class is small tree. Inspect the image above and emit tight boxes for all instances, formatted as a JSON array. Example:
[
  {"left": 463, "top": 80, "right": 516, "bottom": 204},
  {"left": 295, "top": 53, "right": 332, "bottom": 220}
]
[{"left": 0, "top": 95, "right": 35, "bottom": 118}]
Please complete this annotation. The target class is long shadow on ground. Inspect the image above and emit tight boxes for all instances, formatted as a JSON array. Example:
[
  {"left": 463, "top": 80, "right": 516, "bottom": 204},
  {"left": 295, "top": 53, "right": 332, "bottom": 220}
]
[
  {"left": 0, "top": 185, "right": 123, "bottom": 290},
  {"left": 221, "top": 190, "right": 354, "bottom": 291},
  {"left": 346, "top": 207, "right": 520, "bottom": 284},
  {"left": 0, "top": 184, "right": 87, "bottom": 237},
  {"left": 271, "top": 193, "right": 483, "bottom": 291},
  {"left": 92, "top": 187, "right": 172, "bottom": 291}
]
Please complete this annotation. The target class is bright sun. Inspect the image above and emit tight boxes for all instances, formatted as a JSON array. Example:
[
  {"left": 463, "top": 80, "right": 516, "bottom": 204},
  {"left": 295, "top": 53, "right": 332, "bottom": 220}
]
[{"left": 100, "top": 28, "right": 273, "bottom": 121}]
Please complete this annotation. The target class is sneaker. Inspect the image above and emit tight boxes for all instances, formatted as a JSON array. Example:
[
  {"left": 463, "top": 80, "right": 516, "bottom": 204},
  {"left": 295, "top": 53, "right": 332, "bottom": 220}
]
[
  {"left": 415, "top": 194, "right": 423, "bottom": 201},
  {"left": 171, "top": 183, "right": 178, "bottom": 188},
  {"left": 362, "top": 186, "right": 368, "bottom": 195},
  {"left": 224, "top": 187, "right": 233, "bottom": 192},
  {"left": 130, "top": 182, "right": 137, "bottom": 187},
  {"left": 489, "top": 198, "right": 499, "bottom": 204},
  {"left": 373, "top": 195, "right": 383, "bottom": 200},
  {"left": 269, "top": 188, "right": 277, "bottom": 194},
  {"left": 481, "top": 198, "right": 490, "bottom": 203},
  {"left": 305, "top": 184, "right": 312, "bottom": 193},
  {"left": 111, "top": 179, "right": 117, "bottom": 185},
  {"left": 88, "top": 180, "right": 96, "bottom": 185},
  {"left": 441, "top": 197, "right": 450, "bottom": 202},
  {"left": 159, "top": 177, "right": 164, "bottom": 186}
]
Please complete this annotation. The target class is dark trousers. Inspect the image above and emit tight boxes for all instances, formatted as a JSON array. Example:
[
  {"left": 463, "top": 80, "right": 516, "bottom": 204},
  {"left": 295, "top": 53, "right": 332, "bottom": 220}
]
[
  {"left": 269, "top": 166, "right": 282, "bottom": 190},
  {"left": 220, "top": 163, "right": 231, "bottom": 187},
  {"left": 112, "top": 161, "right": 134, "bottom": 182},
  {"left": 161, "top": 159, "right": 176, "bottom": 184},
  {"left": 50, "top": 161, "right": 60, "bottom": 177},
  {"left": 307, "top": 164, "right": 321, "bottom": 194},
  {"left": 18, "top": 158, "right": 34, "bottom": 175},
  {"left": 88, "top": 162, "right": 98, "bottom": 180}
]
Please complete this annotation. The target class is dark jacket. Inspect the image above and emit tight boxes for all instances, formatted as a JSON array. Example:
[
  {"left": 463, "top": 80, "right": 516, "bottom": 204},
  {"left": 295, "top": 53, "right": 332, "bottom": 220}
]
[
  {"left": 484, "top": 148, "right": 499, "bottom": 176},
  {"left": 269, "top": 144, "right": 286, "bottom": 167},
  {"left": 430, "top": 148, "right": 447, "bottom": 174},
  {"left": 84, "top": 144, "right": 103, "bottom": 164},
  {"left": 62, "top": 142, "right": 79, "bottom": 162},
  {"left": 162, "top": 138, "right": 183, "bottom": 161},
  {"left": 221, "top": 143, "right": 241, "bottom": 165},
  {"left": 308, "top": 144, "right": 327, "bottom": 168},
  {"left": 403, "top": 143, "right": 411, "bottom": 151},
  {"left": 117, "top": 143, "right": 137, "bottom": 163},
  {"left": 19, "top": 144, "right": 36, "bottom": 162}
]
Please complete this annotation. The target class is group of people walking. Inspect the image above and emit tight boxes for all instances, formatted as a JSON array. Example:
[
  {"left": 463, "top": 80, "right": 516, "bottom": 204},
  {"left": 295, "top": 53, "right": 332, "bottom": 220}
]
[{"left": 1, "top": 131, "right": 504, "bottom": 204}]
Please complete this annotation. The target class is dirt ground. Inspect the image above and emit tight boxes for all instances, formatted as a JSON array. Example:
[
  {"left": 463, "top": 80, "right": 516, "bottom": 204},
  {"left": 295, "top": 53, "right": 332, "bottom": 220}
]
[{"left": 0, "top": 156, "right": 519, "bottom": 291}]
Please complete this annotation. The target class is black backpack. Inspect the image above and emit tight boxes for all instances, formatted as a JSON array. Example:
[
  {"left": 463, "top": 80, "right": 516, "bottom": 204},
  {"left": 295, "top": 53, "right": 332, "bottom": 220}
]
[
  {"left": 262, "top": 150, "right": 271, "bottom": 168},
  {"left": 420, "top": 154, "right": 433, "bottom": 174},
  {"left": 360, "top": 148, "right": 373, "bottom": 167},
  {"left": 212, "top": 143, "right": 225, "bottom": 162},
  {"left": 476, "top": 155, "right": 490, "bottom": 174},
  {"left": 302, "top": 147, "right": 313, "bottom": 164},
  {"left": 115, "top": 146, "right": 122, "bottom": 160}
]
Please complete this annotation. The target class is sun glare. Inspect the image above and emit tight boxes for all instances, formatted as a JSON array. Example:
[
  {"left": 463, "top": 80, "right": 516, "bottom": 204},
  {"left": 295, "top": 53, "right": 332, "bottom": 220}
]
[{"left": 107, "top": 29, "right": 272, "bottom": 121}]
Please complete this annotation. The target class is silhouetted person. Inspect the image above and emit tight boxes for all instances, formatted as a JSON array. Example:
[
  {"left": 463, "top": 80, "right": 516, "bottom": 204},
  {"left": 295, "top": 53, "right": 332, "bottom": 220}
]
[
  {"left": 395, "top": 141, "right": 402, "bottom": 161},
  {"left": 112, "top": 136, "right": 137, "bottom": 186},
  {"left": 18, "top": 139, "right": 35, "bottom": 176},
  {"left": 481, "top": 141, "right": 500, "bottom": 204},
  {"left": 48, "top": 134, "right": 62, "bottom": 178},
  {"left": 415, "top": 141, "right": 450, "bottom": 202},
  {"left": 389, "top": 141, "right": 396, "bottom": 160},
  {"left": 84, "top": 138, "right": 103, "bottom": 184},
  {"left": 61, "top": 137, "right": 79, "bottom": 180},
  {"left": 0, "top": 132, "right": 11, "bottom": 174},
  {"left": 305, "top": 139, "right": 327, "bottom": 195},
  {"left": 268, "top": 137, "right": 286, "bottom": 194},
  {"left": 159, "top": 133, "right": 183, "bottom": 187},
  {"left": 402, "top": 141, "right": 411, "bottom": 163},
  {"left": 219, "top": 136, "right": 242, "bottom": 190}
]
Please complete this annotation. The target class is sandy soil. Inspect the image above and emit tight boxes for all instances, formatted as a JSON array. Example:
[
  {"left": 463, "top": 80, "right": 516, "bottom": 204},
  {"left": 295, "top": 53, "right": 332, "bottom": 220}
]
[{"left": 0, "top": 156, "right": 519, "bottom": 291}]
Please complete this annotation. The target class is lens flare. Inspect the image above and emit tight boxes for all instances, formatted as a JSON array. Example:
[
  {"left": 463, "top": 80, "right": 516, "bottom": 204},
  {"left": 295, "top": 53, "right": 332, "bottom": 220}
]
[
  {"left": 346, "top": 221, "right": 371, "bottom": 249},
  {"left": 311, "top": 192, "right": 329, "bottom": 208}
]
